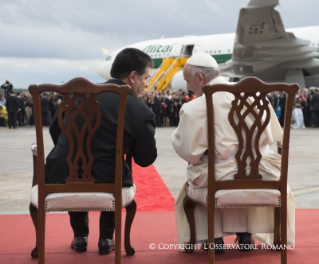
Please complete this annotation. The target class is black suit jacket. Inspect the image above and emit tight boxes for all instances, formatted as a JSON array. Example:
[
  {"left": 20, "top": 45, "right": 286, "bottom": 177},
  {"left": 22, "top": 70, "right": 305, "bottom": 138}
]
[
  {"left": 41, "top": 97, "right": 51, "bottom": 113},
  {"left": 45, "top": 79, "right": 157, "bottom": 186},
  {"left": 5, "top": 95, "right": 18, "bottom": 113},
  {"left": 17, "top": 96, "right": 24, "bottom": 109},
  {"left": 311, "top": 93, "right": 319, "bottom": 110}
]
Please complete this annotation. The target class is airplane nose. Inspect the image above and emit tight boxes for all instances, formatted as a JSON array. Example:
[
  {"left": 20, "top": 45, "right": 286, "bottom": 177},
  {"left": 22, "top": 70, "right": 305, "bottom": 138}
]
[{"left": 97, "top": 61, "right": 112, "bottom": 80}]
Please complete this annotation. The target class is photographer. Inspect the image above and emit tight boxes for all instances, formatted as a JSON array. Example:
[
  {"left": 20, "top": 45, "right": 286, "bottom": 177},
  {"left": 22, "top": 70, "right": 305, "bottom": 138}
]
[{"left": 1, "top": 80, "right": 13, "bottom": 98}]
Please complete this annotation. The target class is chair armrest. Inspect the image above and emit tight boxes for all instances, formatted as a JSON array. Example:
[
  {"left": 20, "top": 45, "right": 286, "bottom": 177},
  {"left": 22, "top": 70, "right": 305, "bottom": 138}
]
[
  {"left": 277, "top": 140, "right": 282, "bottom": 155},
  {"left": 31, "top": 143, "right": 38, "bottom": 187}
]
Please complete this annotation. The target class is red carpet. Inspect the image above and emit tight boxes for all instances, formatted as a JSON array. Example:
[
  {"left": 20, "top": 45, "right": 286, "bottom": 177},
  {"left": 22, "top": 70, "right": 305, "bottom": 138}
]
[
  {"left": 131, "top": 163, "right": 175, "bottom": 211},
  {"left": 0, "top": 165, "right": 318, "bottom": 263},
  {"left": 0, "top": 209, "right": 318, "bottom": 263}
]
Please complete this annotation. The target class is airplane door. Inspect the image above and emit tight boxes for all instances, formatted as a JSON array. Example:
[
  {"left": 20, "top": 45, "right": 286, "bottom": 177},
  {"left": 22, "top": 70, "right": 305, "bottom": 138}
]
[{"left": 169, "top": 44, "right": 184, "bottom": 57}]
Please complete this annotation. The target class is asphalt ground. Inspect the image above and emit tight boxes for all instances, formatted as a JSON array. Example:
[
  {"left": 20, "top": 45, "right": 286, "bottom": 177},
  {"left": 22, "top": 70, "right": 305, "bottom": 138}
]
[{"left": 0, "top": 126, "right": 318, "bottom": 214}]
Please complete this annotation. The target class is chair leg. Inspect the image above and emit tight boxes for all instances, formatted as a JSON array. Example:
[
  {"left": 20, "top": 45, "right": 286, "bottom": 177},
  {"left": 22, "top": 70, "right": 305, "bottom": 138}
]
[
  {"left": 29, "top": 203, "right": 38, "bottom": 258},
  {"left": 281, "top": 209, "right": 288, "bottom": 264},
  {"left": 183, "top": 196, "right": 197, "bottom": 253},
  {"left": 124, "top": 199, "right": 136, "bottom": 256},
  {"left": 274, "top": 207, "right": 281, "bottom": 250},
  {"left": 37, "top": 204, "right": 46, "bottom": 264}
]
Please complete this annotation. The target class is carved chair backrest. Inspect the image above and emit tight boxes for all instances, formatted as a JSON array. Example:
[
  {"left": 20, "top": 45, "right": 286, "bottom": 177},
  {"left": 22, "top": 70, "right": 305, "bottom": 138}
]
[
  {"left": 202, "top": 76, "right": 298, "bottom": 192},
  {"left": 29, "top": 77, "right": 131, "bottom": 194}
]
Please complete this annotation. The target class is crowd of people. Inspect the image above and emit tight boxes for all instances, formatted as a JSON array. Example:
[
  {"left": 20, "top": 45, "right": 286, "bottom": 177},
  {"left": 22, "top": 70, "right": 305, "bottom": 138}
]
[
  {"left": 139, "top": 89, "right": 196, "bottom": 127},
  {"left": 1, "top": 79, "right": 319, "bottom": 129},
  {"left": 0, "top": 85, "right": 62, "bottom": 128},
  {"left": 267, "top": 88, "right": 319, "bottom": 128}
]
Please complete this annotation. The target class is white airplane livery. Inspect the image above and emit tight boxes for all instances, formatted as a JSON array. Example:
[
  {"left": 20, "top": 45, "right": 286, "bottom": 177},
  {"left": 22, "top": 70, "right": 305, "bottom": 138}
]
[{"left": 97, "top": 0, "right": 319, "bottom": 91}]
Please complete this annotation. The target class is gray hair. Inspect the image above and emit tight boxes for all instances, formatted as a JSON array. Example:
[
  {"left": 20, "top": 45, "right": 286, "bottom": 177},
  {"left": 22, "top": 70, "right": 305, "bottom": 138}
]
[{"left": 185, "top": 64, "right": 220, "bottom": 81}]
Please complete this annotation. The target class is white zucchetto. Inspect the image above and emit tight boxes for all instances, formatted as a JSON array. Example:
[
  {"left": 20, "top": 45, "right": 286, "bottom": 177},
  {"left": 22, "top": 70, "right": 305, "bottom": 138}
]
[{"left": 186, "top": 52, "right": 218, "bottom": 68}]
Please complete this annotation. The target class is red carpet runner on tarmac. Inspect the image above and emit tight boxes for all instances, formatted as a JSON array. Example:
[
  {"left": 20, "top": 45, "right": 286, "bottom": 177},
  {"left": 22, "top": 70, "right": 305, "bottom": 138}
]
[{"left": 0, "top": 163, "right": 318, "bottom": 263}]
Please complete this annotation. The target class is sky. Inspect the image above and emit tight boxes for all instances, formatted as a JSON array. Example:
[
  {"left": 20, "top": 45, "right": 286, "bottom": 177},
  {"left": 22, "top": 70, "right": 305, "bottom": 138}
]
[{"left": 0, "top": 0, "right": 318, "bottom": 89}]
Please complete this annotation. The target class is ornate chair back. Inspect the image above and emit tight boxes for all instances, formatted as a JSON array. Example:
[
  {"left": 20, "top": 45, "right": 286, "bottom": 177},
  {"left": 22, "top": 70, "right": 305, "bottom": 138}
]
[
  {"left": 29, "top": 77, "right": 131, "bottom": 264},
  {"left": 202, "top": 76, "right": 298, "bottom": 264}
]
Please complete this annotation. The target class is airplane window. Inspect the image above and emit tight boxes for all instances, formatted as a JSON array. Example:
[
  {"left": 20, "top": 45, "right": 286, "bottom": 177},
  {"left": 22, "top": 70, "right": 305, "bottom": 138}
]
[
  {"left": 154, "top": 54, "right": 157, "bottom": 57},
  {"left": 219, "top": 50, "right": 221, "bottom": 53},
  {"left": 214, "top": 51, "right": 216, "bottom": 54},
  {"left": 210, "top": 50, "right": 212, "bottom": 54},
  {"left": 228, "top": 49, "right": 230, "bottom": 52}
]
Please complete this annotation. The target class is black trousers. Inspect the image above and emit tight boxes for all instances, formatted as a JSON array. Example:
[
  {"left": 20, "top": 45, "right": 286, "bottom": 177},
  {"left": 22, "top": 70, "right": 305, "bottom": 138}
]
[
  {"left": 42, "top": 112, "right": 50, "bottom": 127},
  {"left": 8, "top": 112, "right": 17, "bottom": 128},
  {"left": 17, "top": 110, "right": 24, "bottom": 126},
  {"left": 0, "top": 117, "right": 6, "bottom": 126},
  {"left": 68, "top": 211, "right": 115, "bottom": 239}
]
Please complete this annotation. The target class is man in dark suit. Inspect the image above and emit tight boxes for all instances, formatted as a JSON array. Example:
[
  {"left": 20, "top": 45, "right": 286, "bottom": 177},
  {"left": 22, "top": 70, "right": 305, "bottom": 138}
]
[
  {"left": 5, "top": 92, "right": 19, "bottom": 129},
  {"left": 310, "top": 88, "right": 319, "bottom": 127},
  {"left": 40, "top": 93, "right": 51, "bottom": 126},
  {"left": 45, "top": 48, "right": 157, "bottom": 254},
  {"left": 16, "top": 93, "right": 24, "bottom": 126}
]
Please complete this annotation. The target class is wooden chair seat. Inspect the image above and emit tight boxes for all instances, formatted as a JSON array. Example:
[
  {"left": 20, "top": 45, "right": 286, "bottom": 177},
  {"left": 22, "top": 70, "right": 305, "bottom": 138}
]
[
  {"left": 30, "top": 184, "right": 136, "bottom": 212},
  {"left": 187, "top": 187, "right": 281, "bottom": 208}
]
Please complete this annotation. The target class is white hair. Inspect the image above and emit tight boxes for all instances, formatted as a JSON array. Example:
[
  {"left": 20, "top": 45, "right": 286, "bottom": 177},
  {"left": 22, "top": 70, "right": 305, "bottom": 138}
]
[{"left": 185, "top": 64, "right": 220, "bottom": 81}]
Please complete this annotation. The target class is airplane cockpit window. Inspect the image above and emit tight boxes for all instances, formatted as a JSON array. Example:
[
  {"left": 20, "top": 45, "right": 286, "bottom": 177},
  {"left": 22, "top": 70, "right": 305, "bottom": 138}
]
[{"left": 105, "top": 56, "right": 112, "bottom": 61}]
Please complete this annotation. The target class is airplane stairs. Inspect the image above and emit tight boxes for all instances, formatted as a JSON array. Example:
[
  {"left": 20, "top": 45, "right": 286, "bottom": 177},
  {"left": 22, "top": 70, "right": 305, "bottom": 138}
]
[{"left": 145, "top": 56, "right": 188, "bottom": 93}]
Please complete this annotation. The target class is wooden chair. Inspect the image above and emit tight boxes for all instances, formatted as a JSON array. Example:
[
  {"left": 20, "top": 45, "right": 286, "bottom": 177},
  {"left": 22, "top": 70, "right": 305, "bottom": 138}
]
[
  {"left": 183, "top": 76, "right": 298, "bottom": 264},
  {"left": 28, "top": 77, "right": 136, "bottom": 264}
]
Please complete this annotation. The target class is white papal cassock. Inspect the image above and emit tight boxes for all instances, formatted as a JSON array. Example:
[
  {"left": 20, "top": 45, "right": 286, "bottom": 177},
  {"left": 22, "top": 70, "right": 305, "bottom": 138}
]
[{"left": 172, "top": 76, "right": 295, "bottom": 250}]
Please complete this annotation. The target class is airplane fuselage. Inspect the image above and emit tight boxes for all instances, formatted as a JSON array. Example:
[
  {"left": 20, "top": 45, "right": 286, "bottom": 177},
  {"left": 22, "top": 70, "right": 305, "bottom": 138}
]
[{"left": 98, "top": 26, "right": 319, "bottom": 89}]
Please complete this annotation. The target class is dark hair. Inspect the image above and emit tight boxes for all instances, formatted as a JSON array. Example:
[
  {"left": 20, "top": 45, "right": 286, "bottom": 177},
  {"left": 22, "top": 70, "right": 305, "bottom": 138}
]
[{"left": 110, "top": 48, "right": 153, "bottom": 80}]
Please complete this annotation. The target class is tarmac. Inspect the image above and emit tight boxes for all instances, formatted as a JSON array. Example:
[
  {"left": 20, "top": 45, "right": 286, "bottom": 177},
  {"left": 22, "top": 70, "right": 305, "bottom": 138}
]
[{"left": 0, "top": 126, "right": 318, "bottom": 215}]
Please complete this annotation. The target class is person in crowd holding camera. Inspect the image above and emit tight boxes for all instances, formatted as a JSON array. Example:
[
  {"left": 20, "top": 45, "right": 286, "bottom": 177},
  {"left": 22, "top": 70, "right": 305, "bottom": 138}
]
[{"left": 1, "top": 80, "right": 13, "bottom": 99}]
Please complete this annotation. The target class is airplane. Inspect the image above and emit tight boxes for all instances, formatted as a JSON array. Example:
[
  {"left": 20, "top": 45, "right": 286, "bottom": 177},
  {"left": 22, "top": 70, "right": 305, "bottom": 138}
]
[{"left": 97, "top": 0, "right": 319, "bottom": 92}]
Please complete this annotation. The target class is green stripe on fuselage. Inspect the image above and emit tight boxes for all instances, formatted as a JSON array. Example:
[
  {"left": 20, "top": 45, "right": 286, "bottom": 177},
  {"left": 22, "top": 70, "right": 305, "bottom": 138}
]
[
  {"left": 153, "top": 58, "right": 163, "bottom": 68},
  {"left": 212, "top": 54, "right": 232, "bottom": 64},
  {"left": 152, "top": 54, "right": 232, "bottom": 69}
]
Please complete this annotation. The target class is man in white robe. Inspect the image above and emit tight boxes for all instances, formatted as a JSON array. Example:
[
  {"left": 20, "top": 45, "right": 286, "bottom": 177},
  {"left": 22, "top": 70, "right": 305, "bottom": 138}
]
[{"left": 172, "top": 52, "right": 295, "bottom": 252}]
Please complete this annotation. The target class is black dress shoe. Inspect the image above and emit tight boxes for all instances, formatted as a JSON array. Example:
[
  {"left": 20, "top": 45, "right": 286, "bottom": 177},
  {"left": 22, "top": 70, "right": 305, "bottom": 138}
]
[
  {"left": 236, "top": 232, "right": 255, "bottom": 251},
  {"left": 202, "top": 237, "right": 225, "bottom": 254},
  {"left": 70, "top": 237, "right": 88, "bottom": 253},
  {"left": 98, "top": 238, "right": 115, "bottom": 255}
]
